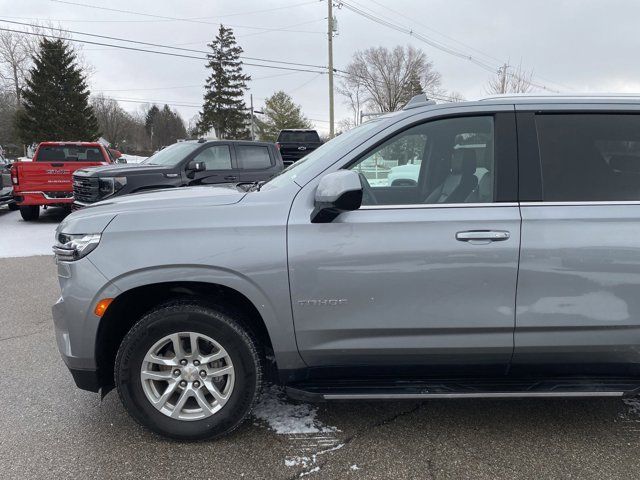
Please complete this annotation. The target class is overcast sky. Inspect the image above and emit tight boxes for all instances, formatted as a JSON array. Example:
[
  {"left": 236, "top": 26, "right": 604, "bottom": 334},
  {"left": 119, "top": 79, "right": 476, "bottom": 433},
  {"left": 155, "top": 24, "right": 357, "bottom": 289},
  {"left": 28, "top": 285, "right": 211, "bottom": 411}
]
[{"left": 3, "top": 0, "right": 640, "bottom": 134}]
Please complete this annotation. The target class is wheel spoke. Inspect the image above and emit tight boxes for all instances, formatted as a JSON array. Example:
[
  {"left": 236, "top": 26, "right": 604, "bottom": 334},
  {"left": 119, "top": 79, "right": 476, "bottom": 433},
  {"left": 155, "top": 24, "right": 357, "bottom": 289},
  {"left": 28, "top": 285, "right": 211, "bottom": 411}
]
[
  {"left": 170, "top": 333, "right": 186, "bottom": 359},
  {"left": 154, "top": 380, "right": 178, "bottom": 408},
  {"left": 193, "top": 388, "right": 214, "bottom": 414},
  {"left": 206, "top": 364, "right": 234, "bottom": 377},
  {"left": 189, "top": 332, "right": 200, "bottom": 357},
  {"left": 203, "top": 379, "right": 229, "bottom": 407},
  {"left": 141, "top": 369, "right": 174, "bottom": 381},
  {"left": 171, "top": 388, "right": 192, "bottom": 418},
  {"left": 200, "top": 350, "right": 226, "bottom": 364},
  {"left": 145, "top": 353, "right": 178, "bottom": 367}
]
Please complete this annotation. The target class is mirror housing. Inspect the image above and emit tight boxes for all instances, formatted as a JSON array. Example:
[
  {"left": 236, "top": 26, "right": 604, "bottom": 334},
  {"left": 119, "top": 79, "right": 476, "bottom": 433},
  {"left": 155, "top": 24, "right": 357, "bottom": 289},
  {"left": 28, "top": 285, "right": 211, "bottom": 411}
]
[
  {"left": 311, "top": 170, "right": 363, "bottom": 223},
  {"left": 186, "top": 160, "right": 206, "bottom": 178}
]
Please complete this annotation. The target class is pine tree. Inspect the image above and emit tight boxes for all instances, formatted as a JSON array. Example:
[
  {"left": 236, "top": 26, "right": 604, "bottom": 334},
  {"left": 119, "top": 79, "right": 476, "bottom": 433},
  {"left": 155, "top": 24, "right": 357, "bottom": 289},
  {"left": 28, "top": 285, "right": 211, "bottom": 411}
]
[
  {"left": 256, "top": 91, "right": 312, "bottom": 142},
  {"left": 16, "top": 38, "right": 99, "bottom": 144},
  {"left": 196, "top": 25, "right": 250, "bottom": 139}
]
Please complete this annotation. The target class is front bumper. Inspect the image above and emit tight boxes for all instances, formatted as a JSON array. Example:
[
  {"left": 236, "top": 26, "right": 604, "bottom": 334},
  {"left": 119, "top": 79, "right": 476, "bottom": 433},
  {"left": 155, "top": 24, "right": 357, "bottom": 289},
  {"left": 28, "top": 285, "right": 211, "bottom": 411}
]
[{"left": 52, "top": 257, "right": 121, "bottom": 391}]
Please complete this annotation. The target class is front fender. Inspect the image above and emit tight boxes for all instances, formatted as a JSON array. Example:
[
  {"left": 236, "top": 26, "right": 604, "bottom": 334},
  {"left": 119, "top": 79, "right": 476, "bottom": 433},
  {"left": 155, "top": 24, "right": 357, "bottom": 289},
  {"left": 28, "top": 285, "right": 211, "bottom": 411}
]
[{"left": 108, "top": 264, "right": 305, "bottom": 371}]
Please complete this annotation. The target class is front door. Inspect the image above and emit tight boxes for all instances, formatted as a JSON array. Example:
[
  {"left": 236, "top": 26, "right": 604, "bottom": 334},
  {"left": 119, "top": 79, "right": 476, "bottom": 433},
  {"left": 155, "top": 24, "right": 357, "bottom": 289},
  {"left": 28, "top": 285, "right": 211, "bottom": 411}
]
[
  {"left": 288, "top": 113, "right": 521, "bottom": 375},
  {"left": 187, "top": 143, "right": 236, "bottom": 185}
]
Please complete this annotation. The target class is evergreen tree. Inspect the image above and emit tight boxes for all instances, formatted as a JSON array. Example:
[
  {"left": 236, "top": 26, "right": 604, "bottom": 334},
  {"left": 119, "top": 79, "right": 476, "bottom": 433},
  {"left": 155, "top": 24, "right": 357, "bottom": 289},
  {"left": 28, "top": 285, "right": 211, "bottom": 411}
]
[
  {"left": 16, "top": 38, "right": 99, "bottom": 144},
  {"left": 144, "top": 104, "right": 159, "bottom": 136},
  {"left": 196, "top": 25, "right": 250, "bottom": 139},
  {"left": 256, "top": 91, "right": 312, "bottom": 141}
]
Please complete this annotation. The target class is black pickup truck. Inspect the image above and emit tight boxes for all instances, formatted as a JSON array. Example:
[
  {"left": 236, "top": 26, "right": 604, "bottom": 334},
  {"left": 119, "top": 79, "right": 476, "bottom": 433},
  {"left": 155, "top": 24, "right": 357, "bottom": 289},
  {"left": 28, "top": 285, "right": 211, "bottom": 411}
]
[
  {"left": 275, "top": 129, "right": 322, "bottom": 166},
  {"left": 0, "top": 154, "right": 17, "bottom": 210},
  {"left": 73, "top": 139, "right": 283, "bottom": 207}
]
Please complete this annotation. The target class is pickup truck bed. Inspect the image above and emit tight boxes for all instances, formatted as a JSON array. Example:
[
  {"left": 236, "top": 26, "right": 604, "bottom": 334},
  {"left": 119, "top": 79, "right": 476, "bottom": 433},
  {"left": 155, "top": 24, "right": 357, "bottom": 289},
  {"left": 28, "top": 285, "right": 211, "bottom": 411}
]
[{"left": 11, "top": 142, "right": 111, "bottom": 220}]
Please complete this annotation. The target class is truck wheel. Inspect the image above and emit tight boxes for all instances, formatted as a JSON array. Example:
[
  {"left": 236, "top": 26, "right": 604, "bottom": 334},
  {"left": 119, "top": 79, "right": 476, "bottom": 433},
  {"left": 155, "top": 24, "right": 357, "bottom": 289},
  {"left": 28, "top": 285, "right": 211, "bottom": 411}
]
[
  {"left": 115, "top": 301, "right": 262, "bottom": 441},
  {"left": 19, "top": 205, "right": 39, "bottom": 221}
]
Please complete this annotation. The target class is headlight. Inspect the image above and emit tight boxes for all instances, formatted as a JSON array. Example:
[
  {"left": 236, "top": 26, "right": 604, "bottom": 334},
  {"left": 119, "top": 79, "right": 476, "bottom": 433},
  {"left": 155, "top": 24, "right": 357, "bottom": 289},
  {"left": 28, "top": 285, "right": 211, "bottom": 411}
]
[
  {"left": 53, "top": 233, "right": 101, "bottom": 262},
  {"left": 98, "top": 176, "right": 127, "bottom": 198}
]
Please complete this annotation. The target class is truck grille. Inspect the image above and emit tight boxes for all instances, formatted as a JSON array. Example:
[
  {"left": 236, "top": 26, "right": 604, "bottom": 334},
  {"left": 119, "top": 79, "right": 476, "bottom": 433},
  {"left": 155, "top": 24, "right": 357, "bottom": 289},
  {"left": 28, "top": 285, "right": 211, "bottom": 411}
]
[{"left": 73, "top": 176, "right": 100, "bottom": 203}]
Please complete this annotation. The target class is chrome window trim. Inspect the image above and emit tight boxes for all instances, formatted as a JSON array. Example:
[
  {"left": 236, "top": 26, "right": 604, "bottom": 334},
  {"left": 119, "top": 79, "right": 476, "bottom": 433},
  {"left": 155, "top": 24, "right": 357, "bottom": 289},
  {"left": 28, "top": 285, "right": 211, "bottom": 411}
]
[
  {"left": 520, "top": 201, "right": 640, "bottom": 207},
  {"left": 359, "top": 202, "right": 518, "bottom": 210}
]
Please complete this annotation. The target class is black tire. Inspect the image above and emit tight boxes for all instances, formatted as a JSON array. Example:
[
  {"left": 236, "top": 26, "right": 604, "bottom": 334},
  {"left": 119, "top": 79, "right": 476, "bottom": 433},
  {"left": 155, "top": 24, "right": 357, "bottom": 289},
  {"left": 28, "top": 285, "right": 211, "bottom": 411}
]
[
  {"left": 19, "top": 205, "right": 39, "bottom": 221},
  {"left": 7, "top": 201, "right": 18, "bottom": 211},
  {"left": 115, "top": 301, "right": 262, "bottom": 441}
]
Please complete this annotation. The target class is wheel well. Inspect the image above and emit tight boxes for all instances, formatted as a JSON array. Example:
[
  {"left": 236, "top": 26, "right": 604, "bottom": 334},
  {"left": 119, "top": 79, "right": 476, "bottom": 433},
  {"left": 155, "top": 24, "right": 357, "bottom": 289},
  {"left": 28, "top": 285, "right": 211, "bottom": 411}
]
[{"left": 95, "top": 281, "right": 275, "bottom": 391}]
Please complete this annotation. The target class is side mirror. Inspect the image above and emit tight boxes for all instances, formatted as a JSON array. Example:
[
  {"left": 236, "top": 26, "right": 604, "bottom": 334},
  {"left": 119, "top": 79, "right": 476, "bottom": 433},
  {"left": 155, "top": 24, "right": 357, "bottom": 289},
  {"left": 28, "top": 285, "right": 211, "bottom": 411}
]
[
  {"left": 186, "top": 160, "right": 206, "bottom": 177},
  {"left": 311, "top": 170, "right": 363, "bottom": 223}
]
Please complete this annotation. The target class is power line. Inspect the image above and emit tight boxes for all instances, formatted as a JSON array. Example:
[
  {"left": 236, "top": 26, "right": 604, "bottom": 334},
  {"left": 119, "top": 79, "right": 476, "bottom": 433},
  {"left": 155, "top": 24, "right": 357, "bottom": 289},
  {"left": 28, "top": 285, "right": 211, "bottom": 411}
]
[
  {"left": 337, "top": 0, "right": 560, "bottom": 93},
  {"left": 0, "top": 18, "right": 330, "bottom": 71},
  {"left": 0, "top": 25, "right": 328, "bottom": 74},
  {"left": 49, "top": 0, "right": 324, "bottom": 34}
]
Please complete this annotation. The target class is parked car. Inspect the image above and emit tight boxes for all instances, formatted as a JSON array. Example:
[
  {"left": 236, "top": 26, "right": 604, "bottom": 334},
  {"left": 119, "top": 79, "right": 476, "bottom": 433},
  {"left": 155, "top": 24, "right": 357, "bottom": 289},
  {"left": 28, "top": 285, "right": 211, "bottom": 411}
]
[
  {"left": 11, "top": 142, "right": 112, "bottom": 221},
  {"left": 275, "top": 129, "right": 322, "bottom": 166},
  {"left": 0, "top": 153, "right": 17, "bottom": 210},
  {"left": 52, "top": 94, "right": 640, "bottom": 441},
  {"left": 72, "top": 139, "right": 283, "bottom": 208}
]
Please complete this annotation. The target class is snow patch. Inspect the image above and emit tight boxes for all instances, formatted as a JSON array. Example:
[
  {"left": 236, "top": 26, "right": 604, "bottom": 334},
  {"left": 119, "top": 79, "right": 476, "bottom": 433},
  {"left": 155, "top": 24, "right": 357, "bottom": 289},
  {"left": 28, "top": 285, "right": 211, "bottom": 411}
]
[
  {"left": 0, "top": 209, "right": 60, "bottom": 258},
  {"left": 299, "top": 466, "right": 320, "bottom": 477},
  {"left": 120, "top": 154, "right": 148, "bottom": 164},
  {"left": 252, "top": 385, "right": 337, "bottom": 435},
  {"left": 350, "top": 464, "right": 360, "bottom": 471},
  {"left": 623, "top": 397, "right": 640, "bottom": 418}
]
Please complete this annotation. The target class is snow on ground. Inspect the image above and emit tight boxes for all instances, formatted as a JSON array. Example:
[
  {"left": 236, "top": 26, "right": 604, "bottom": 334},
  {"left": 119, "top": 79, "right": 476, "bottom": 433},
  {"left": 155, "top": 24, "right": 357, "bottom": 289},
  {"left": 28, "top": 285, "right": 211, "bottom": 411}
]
[
  {"left": 252, "top": 384, "right": 337, "bottom": 435},
  {"left": 120, "top": 154, "right": 147, "bottom": 164},
  {"left": 0, "top": 207, "right": 63, "bottom": 258}
]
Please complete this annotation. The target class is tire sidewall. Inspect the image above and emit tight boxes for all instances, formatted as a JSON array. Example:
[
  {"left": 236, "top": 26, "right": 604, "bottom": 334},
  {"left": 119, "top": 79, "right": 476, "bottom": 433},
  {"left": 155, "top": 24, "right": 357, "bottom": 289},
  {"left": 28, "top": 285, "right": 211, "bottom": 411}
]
[{"left": 116, "top": 304, "right": 260, "bottom": 441}]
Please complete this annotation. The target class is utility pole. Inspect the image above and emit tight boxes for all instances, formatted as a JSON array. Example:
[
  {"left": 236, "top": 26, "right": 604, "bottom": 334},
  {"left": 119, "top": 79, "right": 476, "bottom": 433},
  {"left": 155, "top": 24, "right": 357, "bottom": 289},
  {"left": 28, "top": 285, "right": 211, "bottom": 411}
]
[
  {"left": 499, "top": 63, "right": 508, "bottom": 94},
  {"left": 250, "top": 94, "right": 255, "bottom": 141},
  {"left": 328, "top": 0, "right": 335, "bottom": 138}
]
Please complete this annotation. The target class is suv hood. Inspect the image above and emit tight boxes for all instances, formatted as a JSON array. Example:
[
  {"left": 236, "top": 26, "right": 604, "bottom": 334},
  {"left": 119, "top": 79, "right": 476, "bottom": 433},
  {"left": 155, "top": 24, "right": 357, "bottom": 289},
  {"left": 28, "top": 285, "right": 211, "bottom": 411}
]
[
  {"left": 59, "top": 185, "right": 246, "bottom": 234},
  {"left": 74, "top": 163, "right": 170, "bottom": 177}
]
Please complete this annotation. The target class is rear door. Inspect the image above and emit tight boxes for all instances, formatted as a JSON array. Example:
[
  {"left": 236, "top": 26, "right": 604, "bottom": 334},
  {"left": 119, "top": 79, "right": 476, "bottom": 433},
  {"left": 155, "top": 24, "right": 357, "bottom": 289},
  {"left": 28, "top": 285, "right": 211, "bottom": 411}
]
[
  {"left": 234, "top": 144, "right": 279, "bottom": 183},
  {"left": 288, "top": 110, "right": 520, "bottom": 374},
  {"left": 514, "top": 107, "right": 640, "bottom": 375}
]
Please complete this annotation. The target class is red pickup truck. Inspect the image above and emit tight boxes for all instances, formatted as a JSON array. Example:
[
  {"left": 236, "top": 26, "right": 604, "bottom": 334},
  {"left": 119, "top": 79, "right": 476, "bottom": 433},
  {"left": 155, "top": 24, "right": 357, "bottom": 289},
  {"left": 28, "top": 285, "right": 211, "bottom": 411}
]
[{"left": 11, "top": 142, "right": 113, "bottom": 221}]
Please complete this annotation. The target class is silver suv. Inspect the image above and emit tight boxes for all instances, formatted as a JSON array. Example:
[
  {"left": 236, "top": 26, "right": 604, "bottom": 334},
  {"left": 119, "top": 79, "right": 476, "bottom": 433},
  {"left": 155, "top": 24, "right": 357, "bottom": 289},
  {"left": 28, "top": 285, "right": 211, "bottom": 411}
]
[{"left": 53, "top": 95, "right": 640, "bottom": 440}]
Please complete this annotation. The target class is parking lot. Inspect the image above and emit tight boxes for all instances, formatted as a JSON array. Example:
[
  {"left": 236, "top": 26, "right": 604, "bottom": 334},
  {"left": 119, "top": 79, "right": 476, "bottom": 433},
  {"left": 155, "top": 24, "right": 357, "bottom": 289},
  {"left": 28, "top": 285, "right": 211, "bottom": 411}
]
[{"left": 1, "top": 208, "right": 640, "bottom": 480}]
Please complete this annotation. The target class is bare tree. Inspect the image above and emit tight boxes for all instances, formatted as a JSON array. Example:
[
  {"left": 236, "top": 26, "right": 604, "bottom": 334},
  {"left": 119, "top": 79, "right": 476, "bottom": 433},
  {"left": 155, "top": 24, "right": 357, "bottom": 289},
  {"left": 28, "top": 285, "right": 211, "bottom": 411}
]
[
  {"left": 0, "top": 31, "right": 32, "bottom": 107},
  {"left": 91, "top": 94, "right": 132, "bottom": 147},
  {"left": 340, "top": 45, "right": 442, "bottom": 113},
  {"left": 486, "top": 63, "right": 534, "bottom": 94},
  {"left": 447, "top": 91, "right": 467, "bottom": 102},
  {"left": 337, "top": 77, "right": 365, "bottom": 125}
]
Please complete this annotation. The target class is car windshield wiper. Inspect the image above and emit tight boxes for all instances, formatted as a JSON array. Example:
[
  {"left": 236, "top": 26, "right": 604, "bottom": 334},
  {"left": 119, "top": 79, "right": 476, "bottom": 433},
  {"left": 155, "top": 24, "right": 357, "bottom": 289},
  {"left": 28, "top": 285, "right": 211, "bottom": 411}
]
[{"left": 236, "top": 181, "right": 265, "bottom": 192}]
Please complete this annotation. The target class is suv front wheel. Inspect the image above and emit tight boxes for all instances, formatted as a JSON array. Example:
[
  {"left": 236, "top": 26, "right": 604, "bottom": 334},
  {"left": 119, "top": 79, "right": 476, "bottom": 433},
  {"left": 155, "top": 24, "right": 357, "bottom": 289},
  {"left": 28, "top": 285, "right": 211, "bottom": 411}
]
[{"left": 115, "top": 301, "right": 262, "bottom": 440}]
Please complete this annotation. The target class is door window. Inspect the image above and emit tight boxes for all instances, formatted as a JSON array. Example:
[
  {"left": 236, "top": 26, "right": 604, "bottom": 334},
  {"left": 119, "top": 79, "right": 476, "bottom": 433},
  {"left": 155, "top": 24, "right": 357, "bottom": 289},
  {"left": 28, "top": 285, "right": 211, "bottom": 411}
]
[
  {"left": 536, "top": 114, "right": 640, "bottom": 201},
  {"left": 192, "top": 145, "right": 232, "bottom": 170},
  {"left": 236, "top": 145, "right": 273, "bottom": 169},
  {"left": 349, "top": 116, "right": 495, "bottom": 205}
]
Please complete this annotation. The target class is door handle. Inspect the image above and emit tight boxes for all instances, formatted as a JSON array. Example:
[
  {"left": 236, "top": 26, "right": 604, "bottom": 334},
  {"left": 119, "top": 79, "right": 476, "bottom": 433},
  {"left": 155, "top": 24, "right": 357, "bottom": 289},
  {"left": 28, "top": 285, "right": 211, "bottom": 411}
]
[
  {"left": 224, "top": 175, "right": 238, "bottom": 181},
  {"left": 456, "top": 230, "right": 510, "bottom": 242}
]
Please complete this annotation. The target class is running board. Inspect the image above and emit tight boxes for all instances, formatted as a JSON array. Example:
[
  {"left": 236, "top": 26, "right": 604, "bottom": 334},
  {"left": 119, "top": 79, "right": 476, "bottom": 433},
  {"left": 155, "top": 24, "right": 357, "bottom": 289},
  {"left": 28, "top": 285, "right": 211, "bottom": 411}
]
[
  {"left": 285, "top": 377, "right": 640, "bottom": 402},
  {"left": 320, "top": 391, "right": 623, "bottom": 400}
]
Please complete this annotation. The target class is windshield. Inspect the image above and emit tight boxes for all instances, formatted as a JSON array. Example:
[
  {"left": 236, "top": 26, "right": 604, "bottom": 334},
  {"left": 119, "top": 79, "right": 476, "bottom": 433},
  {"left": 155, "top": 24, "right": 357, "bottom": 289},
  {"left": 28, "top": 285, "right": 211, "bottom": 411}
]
[
  {"left": 142, "top": 142, "right": 201, "bottom": 166},
  {"left": 263, "top": 120, "right": 384, "bottom": 190}
]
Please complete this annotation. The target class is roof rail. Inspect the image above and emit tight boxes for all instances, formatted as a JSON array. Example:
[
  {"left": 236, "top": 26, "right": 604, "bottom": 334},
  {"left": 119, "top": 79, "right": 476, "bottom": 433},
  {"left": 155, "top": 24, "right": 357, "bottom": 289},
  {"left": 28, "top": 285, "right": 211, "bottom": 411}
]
[
  {"left": 403, "top": 94, "right": 436, "bottom": 110},
  {"left": 479, "top": 93, "right": 640, "bottom": 101}
]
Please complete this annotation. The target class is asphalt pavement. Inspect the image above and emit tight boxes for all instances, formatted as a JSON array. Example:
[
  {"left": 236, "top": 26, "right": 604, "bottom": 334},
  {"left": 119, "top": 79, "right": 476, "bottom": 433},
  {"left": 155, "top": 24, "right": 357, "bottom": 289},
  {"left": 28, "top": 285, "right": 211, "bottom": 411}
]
[{"left": 2, "top": 254, "right": 640, "bottom": 479}]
